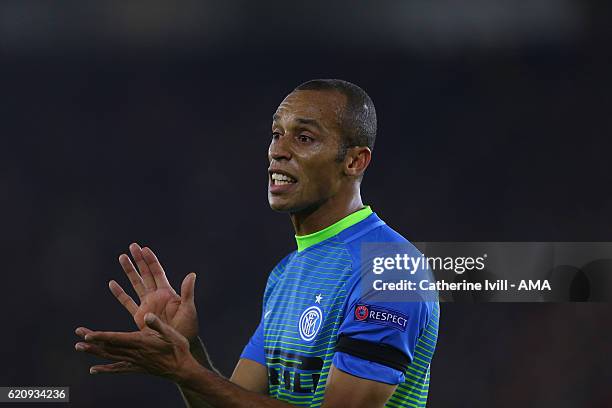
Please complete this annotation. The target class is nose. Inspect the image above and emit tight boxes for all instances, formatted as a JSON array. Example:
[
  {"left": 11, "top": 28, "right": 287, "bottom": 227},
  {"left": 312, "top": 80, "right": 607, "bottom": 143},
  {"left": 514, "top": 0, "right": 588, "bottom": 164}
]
[{"left": 268, "top": 134, "right": 292, "bottom": 162}]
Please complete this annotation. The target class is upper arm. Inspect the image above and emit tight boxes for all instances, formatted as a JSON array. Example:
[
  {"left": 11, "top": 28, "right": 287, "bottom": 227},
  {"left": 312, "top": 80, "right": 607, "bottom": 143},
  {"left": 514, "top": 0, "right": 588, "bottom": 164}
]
[
  {"left": 233, "top": 306, "right": 268, "bottom": 393},
  {"left": 322, "top": 243, "right": 436, "bottom": 403},
  {"left": 230, "top": 358, "right": 268, "bottom": 394},
  {"left": 230, "top": 256, "right": 290, "bottom": 394},
  {"left": 321, "top": 364, "right": 397, "bottom": 408}
]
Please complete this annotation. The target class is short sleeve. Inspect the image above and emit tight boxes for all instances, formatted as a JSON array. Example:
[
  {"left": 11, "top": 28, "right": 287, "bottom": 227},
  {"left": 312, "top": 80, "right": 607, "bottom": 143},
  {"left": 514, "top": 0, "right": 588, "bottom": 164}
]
[
  {"left": 332, "top": 275, "right": 431, "bottom": 384},
  {"left": 240, "top": 314, "right": 266, "bottom": 366},
  {"left": 241, "top": 253, "right": 294, "bottom": 367}
]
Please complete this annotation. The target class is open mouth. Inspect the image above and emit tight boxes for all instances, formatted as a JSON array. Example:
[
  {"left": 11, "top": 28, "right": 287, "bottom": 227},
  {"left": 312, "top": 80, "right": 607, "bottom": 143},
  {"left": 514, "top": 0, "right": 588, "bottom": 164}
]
[{"left": 270, "top": 172, "right": 297, "bottom": 186}]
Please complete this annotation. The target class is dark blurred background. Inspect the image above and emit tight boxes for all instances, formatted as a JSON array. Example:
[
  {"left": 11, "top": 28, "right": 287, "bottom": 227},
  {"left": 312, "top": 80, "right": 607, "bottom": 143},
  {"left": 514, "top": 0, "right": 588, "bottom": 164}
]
[{"left": 1, "top": 1, "right": 611, "bottom": 407}]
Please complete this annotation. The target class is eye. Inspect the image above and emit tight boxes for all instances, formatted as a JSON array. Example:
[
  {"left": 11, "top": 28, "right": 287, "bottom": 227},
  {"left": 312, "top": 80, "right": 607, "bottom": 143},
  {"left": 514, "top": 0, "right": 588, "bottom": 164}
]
[
  {"left": 298, "top": 135, "right": 313, "bottom": 143},
  {"left": 271, "top": 132, "right": 281, "bottom": 140}
]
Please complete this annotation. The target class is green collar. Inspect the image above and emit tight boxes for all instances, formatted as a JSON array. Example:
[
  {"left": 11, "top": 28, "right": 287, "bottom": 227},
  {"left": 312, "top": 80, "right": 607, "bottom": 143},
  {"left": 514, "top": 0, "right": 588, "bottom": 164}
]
[{"left": 295, "top": 206, "right": 372, "bottom": 252}]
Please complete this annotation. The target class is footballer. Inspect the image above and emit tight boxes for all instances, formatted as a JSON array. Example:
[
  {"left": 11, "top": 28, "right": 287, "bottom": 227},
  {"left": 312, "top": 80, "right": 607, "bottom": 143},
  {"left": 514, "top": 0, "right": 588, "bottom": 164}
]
[{"left": 75, "top": 79, "right": 439, "bottom": 408}]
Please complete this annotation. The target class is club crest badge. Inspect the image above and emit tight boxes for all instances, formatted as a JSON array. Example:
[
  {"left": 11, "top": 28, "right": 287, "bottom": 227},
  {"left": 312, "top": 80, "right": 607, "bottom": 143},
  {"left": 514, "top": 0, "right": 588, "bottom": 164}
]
[{"left": 298, "top": 306, "right": 323, "bottom": 341}]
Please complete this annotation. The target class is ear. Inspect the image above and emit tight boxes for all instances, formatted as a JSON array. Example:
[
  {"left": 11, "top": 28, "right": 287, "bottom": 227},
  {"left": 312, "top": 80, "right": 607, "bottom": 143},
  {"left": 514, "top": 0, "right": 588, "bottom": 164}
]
[{"left": 343, "top": 146, "right": 372, "bottom": 178}]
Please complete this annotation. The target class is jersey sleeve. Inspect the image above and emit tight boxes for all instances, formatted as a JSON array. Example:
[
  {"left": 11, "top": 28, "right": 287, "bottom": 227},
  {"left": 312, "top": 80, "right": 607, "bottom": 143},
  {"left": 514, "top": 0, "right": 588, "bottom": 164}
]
[
  {"left": 332, "top": 263, "right": 432, "bottom": 384},
  {"left": 240, "top": 313, "right": 266, "bottom": 366},
  {"left": 239, "top": 253, "right": 292, "bottom": 367}
]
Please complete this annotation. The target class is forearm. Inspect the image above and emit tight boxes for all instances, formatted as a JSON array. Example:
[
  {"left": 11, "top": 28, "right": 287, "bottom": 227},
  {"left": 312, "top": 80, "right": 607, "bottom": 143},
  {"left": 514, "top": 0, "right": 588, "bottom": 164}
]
[
  {"left": 178, "top": 336, "right": 223, "bottom": 408},
  {"left": 178, "top": 359, "right": 294, "bottom": 408}
]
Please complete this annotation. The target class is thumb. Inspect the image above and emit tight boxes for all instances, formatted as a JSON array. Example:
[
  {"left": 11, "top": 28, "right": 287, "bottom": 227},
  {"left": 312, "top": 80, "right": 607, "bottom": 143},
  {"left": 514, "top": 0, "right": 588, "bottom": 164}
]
[
  {"left": 90, "top": 361, "right": 144, "bottom": 375},
  {"left": 180, "top": 272, "right": 197, "bottom": 305},
  {"left": 144, "top": 313, "right": 176, "bottom": 339}
]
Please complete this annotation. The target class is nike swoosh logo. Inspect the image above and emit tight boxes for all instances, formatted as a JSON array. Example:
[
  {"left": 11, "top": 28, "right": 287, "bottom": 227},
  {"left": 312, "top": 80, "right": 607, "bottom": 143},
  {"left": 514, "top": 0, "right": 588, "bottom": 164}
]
[{"left": 264, "top": 310, "right": 272, "bottom": 319}]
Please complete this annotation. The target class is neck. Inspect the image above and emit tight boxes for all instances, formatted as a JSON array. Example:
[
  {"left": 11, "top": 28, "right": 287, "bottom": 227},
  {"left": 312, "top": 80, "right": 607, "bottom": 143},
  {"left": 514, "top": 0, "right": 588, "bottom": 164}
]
[{"left": 290, "top": 185, "right": 364, "bottom": 236}]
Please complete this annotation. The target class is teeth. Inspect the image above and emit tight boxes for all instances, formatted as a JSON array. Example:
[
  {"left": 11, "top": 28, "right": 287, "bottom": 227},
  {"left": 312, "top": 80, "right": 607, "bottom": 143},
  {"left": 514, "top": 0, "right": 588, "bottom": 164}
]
[{"left": 271, "top": 172, "right": 296, "bottom": 184}]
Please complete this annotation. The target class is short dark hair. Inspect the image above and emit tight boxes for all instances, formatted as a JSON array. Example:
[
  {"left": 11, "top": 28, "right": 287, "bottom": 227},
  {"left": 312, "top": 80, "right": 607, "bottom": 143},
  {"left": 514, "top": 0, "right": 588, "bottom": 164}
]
[{"left": 294, "top": 79, "right": 377, "bottom": 159}]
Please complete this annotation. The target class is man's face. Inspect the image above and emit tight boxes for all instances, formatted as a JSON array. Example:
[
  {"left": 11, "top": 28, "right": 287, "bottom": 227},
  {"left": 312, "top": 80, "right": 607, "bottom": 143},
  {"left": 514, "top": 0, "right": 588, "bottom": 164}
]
[{"left": 268, "top": 89, "right": 347, "bottom": 212}]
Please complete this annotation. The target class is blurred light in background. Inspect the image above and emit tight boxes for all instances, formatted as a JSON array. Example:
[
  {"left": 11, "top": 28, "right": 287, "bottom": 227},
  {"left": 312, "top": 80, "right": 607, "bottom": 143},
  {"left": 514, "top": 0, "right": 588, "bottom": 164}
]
[{"left": 0, "top": 0, "right": 585, "bottom": 54}]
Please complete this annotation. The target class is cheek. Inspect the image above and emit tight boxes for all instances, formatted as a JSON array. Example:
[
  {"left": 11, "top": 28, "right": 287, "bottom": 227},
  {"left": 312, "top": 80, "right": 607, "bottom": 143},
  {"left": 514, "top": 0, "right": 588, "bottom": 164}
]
[
  {"left": 304, "top": 164, "right": 341, "bottom": 196},
  {"left": 295, "top": 148, "right": 343, "bottom": 196}
]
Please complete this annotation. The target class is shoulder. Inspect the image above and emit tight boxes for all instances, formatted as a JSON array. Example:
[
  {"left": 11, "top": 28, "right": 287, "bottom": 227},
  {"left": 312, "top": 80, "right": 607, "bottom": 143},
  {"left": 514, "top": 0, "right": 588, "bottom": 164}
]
[
  {"left": 339, "top": 213, "right": 423, "bottom": 262},
  {"left": 339, "top": 214, "right": 438, "bottom": 311},
  {"left": 267, "top": 251, "right": 296, "bottom": 284}
]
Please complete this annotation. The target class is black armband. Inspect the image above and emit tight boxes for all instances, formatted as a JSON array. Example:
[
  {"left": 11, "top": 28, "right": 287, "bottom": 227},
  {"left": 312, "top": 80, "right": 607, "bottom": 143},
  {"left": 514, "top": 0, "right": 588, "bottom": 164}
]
[{"left": 335, "top": 335, "right": 411, "bottom": 372}]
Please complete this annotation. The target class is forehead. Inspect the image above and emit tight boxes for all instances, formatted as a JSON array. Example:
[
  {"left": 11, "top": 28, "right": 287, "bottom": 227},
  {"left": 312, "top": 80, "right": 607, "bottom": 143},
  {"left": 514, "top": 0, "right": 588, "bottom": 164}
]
[{"left": 273, "top": 90, "right": 346, "bottom": 127}]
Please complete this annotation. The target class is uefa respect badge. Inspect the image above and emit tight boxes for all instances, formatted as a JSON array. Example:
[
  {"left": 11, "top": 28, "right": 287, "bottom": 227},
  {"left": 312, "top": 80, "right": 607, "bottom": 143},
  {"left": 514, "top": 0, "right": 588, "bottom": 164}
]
[{"left": 353, "top": 304, "right": 409, "bottom": 332}]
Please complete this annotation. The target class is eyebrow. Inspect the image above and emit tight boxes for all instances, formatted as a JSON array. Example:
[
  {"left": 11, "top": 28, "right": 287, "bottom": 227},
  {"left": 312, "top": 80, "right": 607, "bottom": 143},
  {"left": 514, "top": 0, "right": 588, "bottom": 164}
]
[{"left": 272, "top": 114, "right": 323, "bottom": 131}]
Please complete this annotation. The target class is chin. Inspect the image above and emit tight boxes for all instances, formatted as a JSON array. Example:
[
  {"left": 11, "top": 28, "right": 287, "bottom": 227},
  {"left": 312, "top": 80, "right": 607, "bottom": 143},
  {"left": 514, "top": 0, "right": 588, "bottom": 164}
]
[
  {"left": 269, "top": 196, "right": 323, "bottom": 216},
  {"left": 268, "top": 193, "right": 308, "bottom": 213},
  {"left": 268, "top": 199, "right": 295, "bottom": 213}
]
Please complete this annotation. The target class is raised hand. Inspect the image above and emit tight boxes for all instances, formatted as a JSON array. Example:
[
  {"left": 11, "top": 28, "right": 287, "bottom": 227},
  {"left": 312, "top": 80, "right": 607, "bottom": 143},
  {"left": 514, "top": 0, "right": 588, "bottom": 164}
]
[
  {"left": 108, "top": 243, "right": 198, "bottom": 342},
  {"left": 76, "top": 313, "right": 196, "bottom": 380}
]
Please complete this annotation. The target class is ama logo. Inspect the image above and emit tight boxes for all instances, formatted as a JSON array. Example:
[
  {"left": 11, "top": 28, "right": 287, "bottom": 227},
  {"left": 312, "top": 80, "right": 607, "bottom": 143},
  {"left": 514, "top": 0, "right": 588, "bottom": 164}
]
[{"left": 298, "top": 306, "right": 323, "bottom": 341}]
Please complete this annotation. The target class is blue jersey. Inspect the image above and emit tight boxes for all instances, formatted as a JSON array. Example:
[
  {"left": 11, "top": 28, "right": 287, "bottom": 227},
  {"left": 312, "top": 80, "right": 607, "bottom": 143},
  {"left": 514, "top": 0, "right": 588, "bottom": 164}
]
[{"left": 242, "top": 207, "right": 439, "bottom": 407}]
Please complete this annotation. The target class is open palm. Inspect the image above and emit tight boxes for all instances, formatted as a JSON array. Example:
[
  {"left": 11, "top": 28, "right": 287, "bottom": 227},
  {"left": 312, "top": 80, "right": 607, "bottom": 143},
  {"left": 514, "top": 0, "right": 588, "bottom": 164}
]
[{"left": 109, "top": 243, "right": 198, "bottom": 342}]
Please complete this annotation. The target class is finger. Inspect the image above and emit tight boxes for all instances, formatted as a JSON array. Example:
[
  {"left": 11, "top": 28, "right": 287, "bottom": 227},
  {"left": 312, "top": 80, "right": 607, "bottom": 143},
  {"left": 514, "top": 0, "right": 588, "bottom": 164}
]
[
  {"left": 118, "top": 253, "right": 146, "bottom": 299},
  {"left": 108, "top": 280, "right": 138, "bottom": 316},
  {"left": 141, "top": 246, "right": 172, "bottom": 290},
  {"left": 90, "top": 361, "right": 144, "bottom": 375},
  {"left": 144, "top": 313, "right": 179, "bottom": 340},
  {"left": 84, "top": 331, "right": 141, "bottom": 348},
  {"left": 75, "top": 326, "right": 93, "bottom": 339},
  {"left": 180, "top": 273, "right": 196, "bottom": 305},
  {"left": 129, "top": 243, "right": 156, "bottom": 291},
  {"left": 75, "top": 342, "right": 136, "bottom": 363}
]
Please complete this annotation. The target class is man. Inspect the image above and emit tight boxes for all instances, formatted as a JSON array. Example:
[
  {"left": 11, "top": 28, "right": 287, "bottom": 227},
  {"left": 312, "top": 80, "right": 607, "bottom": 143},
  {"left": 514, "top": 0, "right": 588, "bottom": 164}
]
[{"left": 75, "top": 79, "right": 439, "bottom": 407}]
